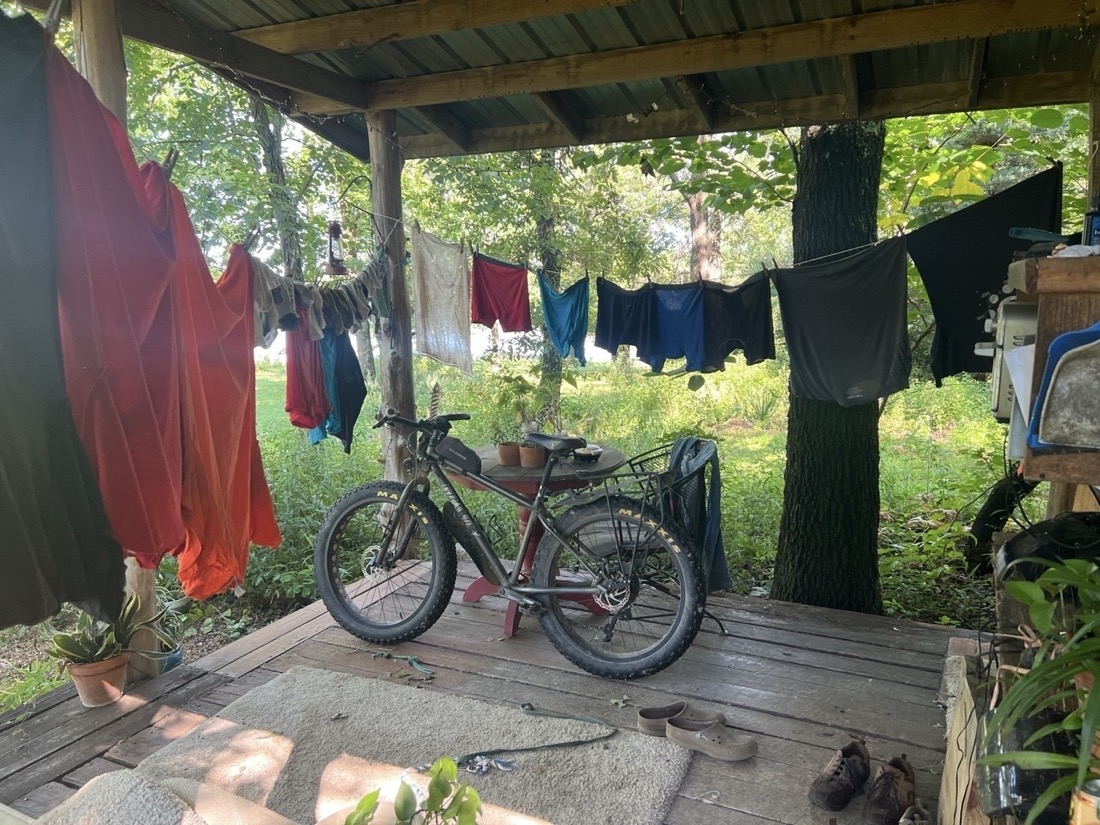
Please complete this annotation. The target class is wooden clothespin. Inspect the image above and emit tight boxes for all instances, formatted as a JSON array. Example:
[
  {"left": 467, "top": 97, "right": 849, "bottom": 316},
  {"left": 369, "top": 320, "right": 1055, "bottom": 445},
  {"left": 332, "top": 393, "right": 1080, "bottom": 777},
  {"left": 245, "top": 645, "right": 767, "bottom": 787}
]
[
  {"left": 162, "top": 147, "right": 180, "bottom": 181},
  {"left": 242, "top": 226, "right": 261, "bottom": 252}
]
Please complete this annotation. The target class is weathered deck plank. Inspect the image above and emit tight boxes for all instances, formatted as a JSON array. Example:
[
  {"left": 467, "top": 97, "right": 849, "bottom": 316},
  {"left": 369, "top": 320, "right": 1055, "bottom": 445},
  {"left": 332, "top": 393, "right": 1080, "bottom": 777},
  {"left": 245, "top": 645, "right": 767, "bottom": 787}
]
[{"left": 0, "top": 585, "right": 964, "bottom": 825}]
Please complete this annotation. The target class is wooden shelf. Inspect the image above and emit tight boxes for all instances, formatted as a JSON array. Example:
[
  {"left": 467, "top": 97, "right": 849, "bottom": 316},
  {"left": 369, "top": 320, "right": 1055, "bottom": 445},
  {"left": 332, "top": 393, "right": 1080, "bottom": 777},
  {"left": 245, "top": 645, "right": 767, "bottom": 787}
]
[{"left": 1019, "top": 257, "right": 1100, "bottom": 485}]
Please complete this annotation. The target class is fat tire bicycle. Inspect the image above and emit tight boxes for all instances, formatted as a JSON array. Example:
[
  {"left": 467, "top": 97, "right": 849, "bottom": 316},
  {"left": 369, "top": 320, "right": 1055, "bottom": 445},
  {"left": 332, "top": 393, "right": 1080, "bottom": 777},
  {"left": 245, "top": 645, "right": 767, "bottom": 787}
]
[{"left": 313, "top": 411, "right": 706, "bottom": 680}]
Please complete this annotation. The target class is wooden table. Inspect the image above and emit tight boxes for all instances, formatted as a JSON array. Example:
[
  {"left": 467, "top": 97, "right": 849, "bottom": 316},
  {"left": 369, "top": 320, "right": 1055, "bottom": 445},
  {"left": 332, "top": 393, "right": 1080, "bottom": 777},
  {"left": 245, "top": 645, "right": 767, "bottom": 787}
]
[{"left": 449, "top": 444, "right": 625, "bottom": 637}]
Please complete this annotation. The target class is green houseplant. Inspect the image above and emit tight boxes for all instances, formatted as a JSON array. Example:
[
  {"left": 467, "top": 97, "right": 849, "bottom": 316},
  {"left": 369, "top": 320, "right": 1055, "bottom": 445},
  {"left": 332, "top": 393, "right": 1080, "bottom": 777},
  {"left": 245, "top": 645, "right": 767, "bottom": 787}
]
[
  {"left": 46, "top": 594, "right": 178, "bottom": 707},
  {"left": 980, "top": 557, "right": 1100, "bottom": 823},
  {"left": 344, "top": 756, "right": 481, "bottom": 825}
]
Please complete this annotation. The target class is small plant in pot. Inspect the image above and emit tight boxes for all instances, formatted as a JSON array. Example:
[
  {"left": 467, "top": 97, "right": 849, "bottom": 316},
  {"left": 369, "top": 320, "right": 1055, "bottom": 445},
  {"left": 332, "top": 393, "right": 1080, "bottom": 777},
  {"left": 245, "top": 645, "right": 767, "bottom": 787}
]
[
  {"left": 979, "top": 557, "right": 1100, "bottom": 824},
  {"left": 46, "top": 594, "right": 178, "bottom": 707}
]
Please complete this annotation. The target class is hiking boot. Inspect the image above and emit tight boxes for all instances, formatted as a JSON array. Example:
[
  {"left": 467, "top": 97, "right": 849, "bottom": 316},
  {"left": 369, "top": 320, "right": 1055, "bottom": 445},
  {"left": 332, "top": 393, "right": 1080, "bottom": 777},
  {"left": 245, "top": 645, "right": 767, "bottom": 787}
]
[
  {"left": 808, "top": 739, "right": 871, "bottom": 810},
  {"left": 863, "top": 755, "right": 916, "bottom": 825}
]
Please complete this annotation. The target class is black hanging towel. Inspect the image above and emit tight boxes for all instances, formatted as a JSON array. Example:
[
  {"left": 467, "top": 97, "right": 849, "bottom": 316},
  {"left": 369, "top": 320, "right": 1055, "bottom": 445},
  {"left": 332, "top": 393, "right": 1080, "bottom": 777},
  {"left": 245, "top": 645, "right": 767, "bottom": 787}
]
[
  {"left": 907, "top": 165, "right": 1063, "bottom": 386},
  {"left": 771, "top": 237, "right": 911, "bottom": 406},
  {"left": 0, "top": 12, "right": 124, "bottom": 629}
]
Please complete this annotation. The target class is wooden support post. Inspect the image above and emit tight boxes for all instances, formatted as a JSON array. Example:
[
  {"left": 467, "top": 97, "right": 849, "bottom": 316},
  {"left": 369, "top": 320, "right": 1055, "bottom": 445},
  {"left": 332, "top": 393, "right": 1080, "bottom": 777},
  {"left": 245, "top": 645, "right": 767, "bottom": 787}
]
[
  {"left": 73, "top": 0, "right": 127, "bottom": 127},
  {"left": 366, "top": 109, "right": 415, "bottom": 483},
  {"left": 72, "top": 0, "right": 158, "bottom": 681}
]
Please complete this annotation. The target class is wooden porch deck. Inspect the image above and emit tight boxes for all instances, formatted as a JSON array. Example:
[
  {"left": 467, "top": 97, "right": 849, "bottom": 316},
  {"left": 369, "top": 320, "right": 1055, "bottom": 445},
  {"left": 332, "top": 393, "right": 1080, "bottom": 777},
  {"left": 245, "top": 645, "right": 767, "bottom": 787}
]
[{"left": 0, "top": 569, "right": 970, "bottom": 824}]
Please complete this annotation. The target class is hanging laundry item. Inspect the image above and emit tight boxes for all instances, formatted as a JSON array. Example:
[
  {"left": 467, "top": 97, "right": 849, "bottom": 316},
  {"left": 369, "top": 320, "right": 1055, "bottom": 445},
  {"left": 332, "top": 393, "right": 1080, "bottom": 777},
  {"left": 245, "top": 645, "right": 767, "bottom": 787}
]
[
  {"left": 594, "top": 278, "right": 660, "bottom": 361},
  {"left": 308, "top": 327, "right": 368, "bottom": 453},
  {"left": 47, "top": 17, "right": 186, "bottom": 566},
  {"left": 411, "top": 223, "right": 473, "bottom": 373},
  {"left": 361, "top": 251, "right": 390, "bottom": 320},
  {"left": 701, "top": 272, "right": 776, "bottom": 369},
  {"left": 772, "top": 237, "right": 910, "bottom": 406},
  {"left": 668, "top": 437, "right": 733, "bottom": 593},
  {"left": 471, "top": 252, "right": 532, "bottom": 332},
  {"left": 145, "top": 162, "right": 281, "bottom": 598},
  {"left": 648, "top": 283, "right": 707, "bottom": 373},
  {"left": 538, "top": 273, "right": 589, "bottom": 365},
  {"left": 0, "top": 11, "right": 124, "bottom": 628},
  {"left": 907, "top": 165, "right": 1063, "bottom": 386},
  {"left": 251, "top": 257, "right": 297, "bottom": 348},
  {"left": 286, "top": 308, "right": 331, "bottom": 429}
]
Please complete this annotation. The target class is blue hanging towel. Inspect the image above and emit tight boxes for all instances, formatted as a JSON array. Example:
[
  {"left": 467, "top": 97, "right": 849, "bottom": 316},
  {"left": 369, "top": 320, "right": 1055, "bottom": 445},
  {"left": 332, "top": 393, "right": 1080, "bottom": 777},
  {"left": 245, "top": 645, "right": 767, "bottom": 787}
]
[{"left": 538, "top": 273, "right": 589, "bottom": 365}]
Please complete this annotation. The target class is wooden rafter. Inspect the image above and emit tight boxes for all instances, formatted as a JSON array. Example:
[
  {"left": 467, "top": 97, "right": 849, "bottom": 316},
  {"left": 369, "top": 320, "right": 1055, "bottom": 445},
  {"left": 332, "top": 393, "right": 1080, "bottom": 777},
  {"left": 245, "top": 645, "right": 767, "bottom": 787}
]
[
  {"left": 23, "top": 0, "right": 370, "bottom": 113},
  {"left": 838, "top": 56, "right": 860, "bottom": 119},
  {"left": 531, "top": 92, "right": 585, "bottom": 143},
  {"left": 676, "top": 75, "right": 715, "bottom": 131},
  {"left": 353, "top": 0, "right": 1092, "bottom": 111},
  {"left": 414, "top": 105, "right": 473, "bottom": 153},
  {"left": 235, "top": 0, "right": 636, "bottom": 55},
  {"left": 967, "top": 39, "right": 987, "bottom": 109}
]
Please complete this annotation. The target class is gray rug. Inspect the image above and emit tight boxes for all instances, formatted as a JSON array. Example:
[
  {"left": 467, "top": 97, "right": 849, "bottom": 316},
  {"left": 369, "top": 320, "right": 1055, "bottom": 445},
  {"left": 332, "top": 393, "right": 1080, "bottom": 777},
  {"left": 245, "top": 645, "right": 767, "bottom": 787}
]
[{"left": 138, "top": 666, "right": 690, "bottom": 825}]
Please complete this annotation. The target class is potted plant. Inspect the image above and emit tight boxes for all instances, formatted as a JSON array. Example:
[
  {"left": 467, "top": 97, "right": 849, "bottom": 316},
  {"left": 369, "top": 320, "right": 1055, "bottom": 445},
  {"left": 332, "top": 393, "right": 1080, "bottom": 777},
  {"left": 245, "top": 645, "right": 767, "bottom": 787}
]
[
  {"left": 46, "top": 594, "right": 178, "bottom": 707},
  {"left": 492, "top": 368, "right": 554, "bottom": 469},
  {"left": 979, "top": 557, "right": 1100, "bottom": 824}
]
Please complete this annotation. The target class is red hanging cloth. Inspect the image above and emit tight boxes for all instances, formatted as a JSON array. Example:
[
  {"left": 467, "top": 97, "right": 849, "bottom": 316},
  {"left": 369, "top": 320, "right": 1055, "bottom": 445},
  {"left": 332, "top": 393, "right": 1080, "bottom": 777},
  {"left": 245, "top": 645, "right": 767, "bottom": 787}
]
[{"left": 46, "top": 40, "right": 184, "bottom": 566}]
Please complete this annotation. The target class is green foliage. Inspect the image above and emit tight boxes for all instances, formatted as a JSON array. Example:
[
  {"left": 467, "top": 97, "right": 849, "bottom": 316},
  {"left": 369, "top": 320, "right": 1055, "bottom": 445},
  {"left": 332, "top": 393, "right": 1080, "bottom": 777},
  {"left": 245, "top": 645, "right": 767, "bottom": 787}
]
[
  {"left": 0, "top": 659, "right": 67, "bottom": 714},
  {"left": 981, "top": 559, "right": 1100, "bottom": 822},
  {"left": 45, "top": 594, "right": 177, "bottom": 665},
  {"left": 345, "top": 757, "right": 481, "bottom": 825}
]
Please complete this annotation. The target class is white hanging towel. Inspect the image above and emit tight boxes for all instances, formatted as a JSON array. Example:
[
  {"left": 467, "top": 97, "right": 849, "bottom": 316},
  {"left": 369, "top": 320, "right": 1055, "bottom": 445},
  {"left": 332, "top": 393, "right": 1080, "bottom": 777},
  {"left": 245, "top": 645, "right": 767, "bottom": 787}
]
[{"left": 411, "top": 222, "right": 473, "bottom": 374}]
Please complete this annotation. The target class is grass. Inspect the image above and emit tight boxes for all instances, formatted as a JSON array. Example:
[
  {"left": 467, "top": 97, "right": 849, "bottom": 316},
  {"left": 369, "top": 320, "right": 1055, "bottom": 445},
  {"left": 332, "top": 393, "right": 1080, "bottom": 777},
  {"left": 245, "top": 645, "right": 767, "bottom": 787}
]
[{"left": 1, "top": 353, "right": 1011, "bottom": 714}]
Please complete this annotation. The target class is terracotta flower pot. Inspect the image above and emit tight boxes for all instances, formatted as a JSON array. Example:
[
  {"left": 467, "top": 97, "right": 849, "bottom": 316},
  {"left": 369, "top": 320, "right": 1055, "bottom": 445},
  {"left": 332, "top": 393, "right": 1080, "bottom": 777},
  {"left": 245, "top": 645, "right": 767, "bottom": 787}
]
[
  {"left": 519, "top": 443, "right": 546, "bottom": 468},
  {"left": 69, "top": 652, "right": 130, "bottom": 707},
  {"left": 496, "top": 441, "right": 520, "bottom": 466}
]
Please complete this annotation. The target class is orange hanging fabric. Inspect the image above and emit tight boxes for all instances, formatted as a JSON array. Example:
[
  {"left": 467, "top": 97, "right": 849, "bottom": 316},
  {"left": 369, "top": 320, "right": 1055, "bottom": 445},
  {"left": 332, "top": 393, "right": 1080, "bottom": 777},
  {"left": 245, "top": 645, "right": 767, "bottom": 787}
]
[{"left": 144, "top": 165, "right": 281, "bottom": 599}]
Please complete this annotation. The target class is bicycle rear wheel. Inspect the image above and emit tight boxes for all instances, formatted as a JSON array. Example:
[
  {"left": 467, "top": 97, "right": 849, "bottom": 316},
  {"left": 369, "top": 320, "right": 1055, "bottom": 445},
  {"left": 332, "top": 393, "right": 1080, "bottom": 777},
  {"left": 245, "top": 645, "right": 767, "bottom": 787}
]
[
  {"left": 314, "top": 481, "right": 456, "bottom": 644},
  {"left": 531, "top": 498, "right": 705, "bottom": 679}
]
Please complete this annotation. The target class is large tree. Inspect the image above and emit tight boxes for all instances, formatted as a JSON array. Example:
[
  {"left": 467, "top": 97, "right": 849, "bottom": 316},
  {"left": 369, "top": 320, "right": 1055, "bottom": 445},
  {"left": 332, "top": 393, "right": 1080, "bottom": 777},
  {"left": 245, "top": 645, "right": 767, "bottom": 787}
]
[{"left": 769, "top": 122, "right": 887, "bottom": 612}]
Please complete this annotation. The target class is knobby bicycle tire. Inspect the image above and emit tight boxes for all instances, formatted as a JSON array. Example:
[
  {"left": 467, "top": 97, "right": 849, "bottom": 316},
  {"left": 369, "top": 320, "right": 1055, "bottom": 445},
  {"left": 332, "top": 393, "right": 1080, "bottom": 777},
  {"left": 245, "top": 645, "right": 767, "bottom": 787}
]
[
  {"left": 531, "top": 497, "right": 705, "bottom": 680},
  {"left": 314, "top": 481, "right": 457, "bottom": 645}
]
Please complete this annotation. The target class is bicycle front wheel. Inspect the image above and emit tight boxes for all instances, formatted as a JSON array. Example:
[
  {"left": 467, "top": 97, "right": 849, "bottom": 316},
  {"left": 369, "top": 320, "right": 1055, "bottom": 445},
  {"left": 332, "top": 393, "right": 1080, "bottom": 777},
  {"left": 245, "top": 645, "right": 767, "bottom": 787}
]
[
  {"left": 532, "top": 498, "right": 705, "bottom": 680},
  {"left": 314, "top": 481, "right": 456, "bottom": 644}
]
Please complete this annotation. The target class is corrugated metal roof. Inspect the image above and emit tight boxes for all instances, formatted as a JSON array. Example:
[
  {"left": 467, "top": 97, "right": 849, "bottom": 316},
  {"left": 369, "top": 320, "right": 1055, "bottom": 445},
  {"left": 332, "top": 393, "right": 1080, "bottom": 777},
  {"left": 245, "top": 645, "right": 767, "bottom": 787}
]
[{"left": 60, "top": 0, "right": 1100, "bottom": 160}]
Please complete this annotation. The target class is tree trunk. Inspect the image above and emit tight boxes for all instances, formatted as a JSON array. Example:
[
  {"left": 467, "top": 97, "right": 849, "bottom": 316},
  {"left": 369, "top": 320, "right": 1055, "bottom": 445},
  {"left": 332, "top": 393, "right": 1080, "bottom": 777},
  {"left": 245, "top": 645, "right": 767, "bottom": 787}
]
[
  {"left": 770, "top": 121, "right": 886, "bottom": 613},
  {"left": 534, "top": 150, "right": 562, "bottom": 428},
  {"left": 685, "top": 190, "right": 721, "bottom": 282},
  {"left": 251, "top": 98, "right": 304, "bottom": 281}
]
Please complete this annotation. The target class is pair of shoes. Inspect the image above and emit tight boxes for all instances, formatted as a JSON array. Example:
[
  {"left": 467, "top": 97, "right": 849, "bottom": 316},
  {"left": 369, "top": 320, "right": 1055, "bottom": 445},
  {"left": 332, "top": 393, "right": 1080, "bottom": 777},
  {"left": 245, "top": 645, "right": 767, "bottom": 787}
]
[
  {"left": 636, "top": 700, "right": 725, "bottom": 736},
  {"left": 636, "top": 701, "right": 756, "bottom": 761},
  {"left": 863, "top": 755, "right": 916, "bottom": 825},
  {"left": 808, "top": 739, "right": 871, "bottom": 811}
]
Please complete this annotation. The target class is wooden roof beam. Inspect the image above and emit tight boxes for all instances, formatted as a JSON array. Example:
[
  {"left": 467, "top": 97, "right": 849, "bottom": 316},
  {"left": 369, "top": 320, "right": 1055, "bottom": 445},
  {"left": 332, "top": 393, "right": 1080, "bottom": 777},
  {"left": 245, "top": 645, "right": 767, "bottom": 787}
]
[
  {"left": 235, "top": 0, "right": 636, "bottom": 55},
  {"left": 676, "top": 75, "right": 716, "bottom": 131},
  {"left": 359, "top": 0, "right": 1095, "bottom": 111},
  {"left": 397, "top": 71, "right": 1089, "bottom": 158},
  {"left": 838, "top": 56, "right": 860, "bottom": 119},
  {"left": 531, "top": 92, "right": 585, "bottom": 143},
  {"left": 413, "top": 105, "right": 473, "bottom": 153}
]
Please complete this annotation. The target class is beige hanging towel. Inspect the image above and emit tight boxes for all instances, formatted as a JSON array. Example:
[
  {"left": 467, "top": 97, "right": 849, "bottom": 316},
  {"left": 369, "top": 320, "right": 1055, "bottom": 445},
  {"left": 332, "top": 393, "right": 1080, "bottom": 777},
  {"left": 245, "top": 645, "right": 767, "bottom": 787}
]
[{"left": 411, "top": 222, "right": 473, "bottom": 374}]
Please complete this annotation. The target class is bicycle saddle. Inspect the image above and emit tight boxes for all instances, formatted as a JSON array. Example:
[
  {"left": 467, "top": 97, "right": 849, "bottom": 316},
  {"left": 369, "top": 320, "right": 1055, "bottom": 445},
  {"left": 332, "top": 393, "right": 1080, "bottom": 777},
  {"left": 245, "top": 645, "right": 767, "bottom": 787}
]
[{"left": 525, "top": 432, "right": 586, "bottom": 454}]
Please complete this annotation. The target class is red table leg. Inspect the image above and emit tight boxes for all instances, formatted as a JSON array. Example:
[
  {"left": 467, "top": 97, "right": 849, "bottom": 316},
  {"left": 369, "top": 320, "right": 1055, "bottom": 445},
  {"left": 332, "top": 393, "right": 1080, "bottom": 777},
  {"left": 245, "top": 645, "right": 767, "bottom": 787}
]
[{"left": 461, "top": 506, "right": 543, "bottom": 636}]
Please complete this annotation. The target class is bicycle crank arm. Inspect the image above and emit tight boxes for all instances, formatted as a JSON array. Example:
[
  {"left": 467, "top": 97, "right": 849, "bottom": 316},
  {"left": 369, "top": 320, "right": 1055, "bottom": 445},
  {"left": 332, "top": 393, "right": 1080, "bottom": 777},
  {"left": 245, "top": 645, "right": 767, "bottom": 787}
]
[{"left": 497, "top": 587, "right": 545, "bottom": 615}]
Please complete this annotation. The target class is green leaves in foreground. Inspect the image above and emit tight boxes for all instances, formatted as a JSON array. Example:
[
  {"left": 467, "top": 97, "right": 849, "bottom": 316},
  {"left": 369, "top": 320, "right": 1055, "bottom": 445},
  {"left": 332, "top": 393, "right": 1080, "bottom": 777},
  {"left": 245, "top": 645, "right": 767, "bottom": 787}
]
[{"left": 344, "top": 757, "right": 481, "bottom": 825}]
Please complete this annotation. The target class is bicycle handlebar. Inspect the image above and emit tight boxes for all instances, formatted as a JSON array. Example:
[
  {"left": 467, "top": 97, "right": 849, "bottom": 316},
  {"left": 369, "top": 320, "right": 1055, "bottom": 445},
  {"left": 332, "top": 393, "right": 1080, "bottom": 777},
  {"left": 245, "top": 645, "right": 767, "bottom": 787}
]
[{"left": 372, "top": 410, "right": 470, "bottom": 431}]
